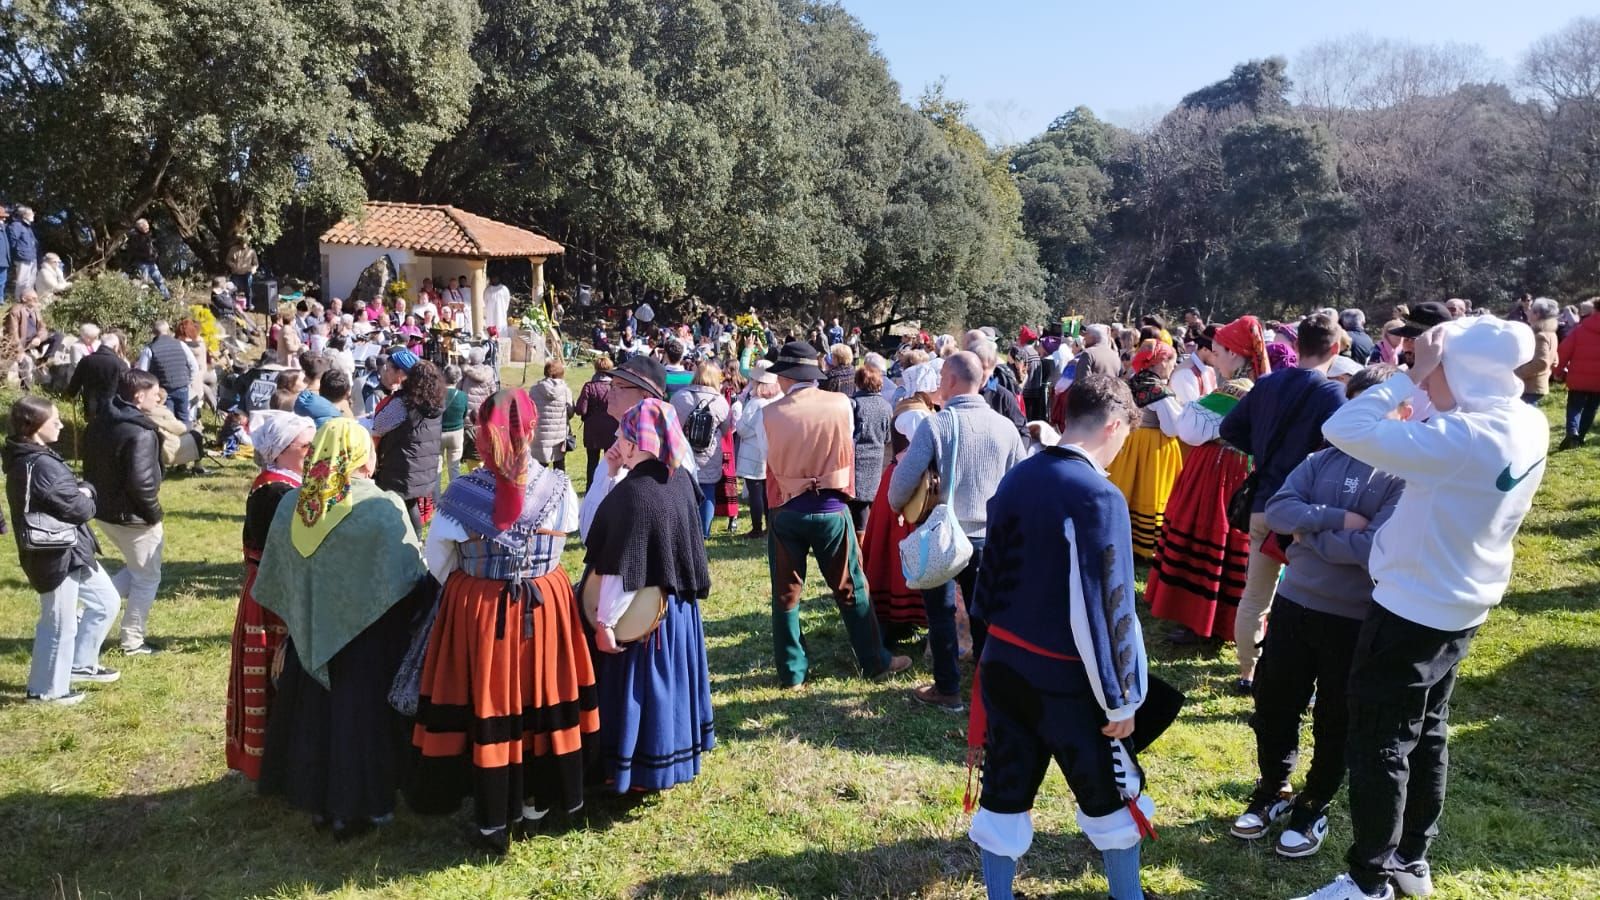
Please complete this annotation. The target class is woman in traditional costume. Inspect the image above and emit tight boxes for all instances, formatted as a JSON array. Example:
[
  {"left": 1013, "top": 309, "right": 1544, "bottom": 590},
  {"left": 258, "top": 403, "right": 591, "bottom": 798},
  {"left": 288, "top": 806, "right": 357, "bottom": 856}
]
[
  {"left": 410, "top": 390, "right": 597, "bottom": 852},
  {"left": 585, "top": 399, "right": 715, "bottom": 793},
  {"left": 254, "top": 418, "right": 430, "bottom": 838},
  {"left": 225, "top": 410, "right": 315, "bottom": 780},
  {"left": 1146, "top": 316, "right": 1271, "bottom": 644},
  {"left": 1105, "top": 341, "right": 1185, "bottom": 559},
  {"left": 860, "top": 364, "right": 940, "bottom": 641}
]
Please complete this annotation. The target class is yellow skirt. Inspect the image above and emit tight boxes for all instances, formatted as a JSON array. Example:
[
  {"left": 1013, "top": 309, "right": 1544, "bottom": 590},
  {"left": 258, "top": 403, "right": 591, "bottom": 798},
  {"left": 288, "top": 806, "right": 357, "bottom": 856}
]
[{"left": 1106, "top": 427, "right": 1185, "bottom": 559}]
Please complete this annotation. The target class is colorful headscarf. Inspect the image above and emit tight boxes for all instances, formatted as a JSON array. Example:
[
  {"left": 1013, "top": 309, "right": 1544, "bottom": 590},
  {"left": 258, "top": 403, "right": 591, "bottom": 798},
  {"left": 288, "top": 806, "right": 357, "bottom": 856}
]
[
  {"left": 249, "top": 410, "right": 315, "bottom": 471},
  {"left": 619, "top": 398, "right": 691, "bottom": 473},
  {"left": 478, "top": 389, "right": 539, "bottom": 530},
  {"left": 1130, "top": 340, "right": 1176, "bottom": 374},
  {"left": 291, "top": 418, "right": 370, "bottom": 557},
  {"left": 1213, "top": 315, "right": 1271, "bottom": 379},
  {"left": 1267, "top": 341, "right": 1299, "bottom": 372}
]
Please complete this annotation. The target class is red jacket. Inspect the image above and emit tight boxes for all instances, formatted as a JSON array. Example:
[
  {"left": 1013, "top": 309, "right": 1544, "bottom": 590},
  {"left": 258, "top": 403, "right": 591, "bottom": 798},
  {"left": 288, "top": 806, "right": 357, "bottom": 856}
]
[{"left": 1555, "top": 314, "right": 1600, "bottom": 393}]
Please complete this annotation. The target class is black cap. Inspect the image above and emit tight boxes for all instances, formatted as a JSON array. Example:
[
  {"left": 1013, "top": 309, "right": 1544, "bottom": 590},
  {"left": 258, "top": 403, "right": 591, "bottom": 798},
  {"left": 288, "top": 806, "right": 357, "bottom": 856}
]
[
  {"left": 769, "top": 340, "right": 826, "bottom": 382},
  {"left": 1387, "top": 301, "right": 1452, "bottom": 338},
  {"left": 612, "top": 355, "right": 666, "bottom": 399}
]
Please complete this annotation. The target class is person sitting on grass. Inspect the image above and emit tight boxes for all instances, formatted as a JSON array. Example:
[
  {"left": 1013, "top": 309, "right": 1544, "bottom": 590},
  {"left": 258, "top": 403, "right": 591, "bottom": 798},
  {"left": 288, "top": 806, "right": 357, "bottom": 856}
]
[{"left": 1230, "top": 364, "right": 1407, "bottom": 860}]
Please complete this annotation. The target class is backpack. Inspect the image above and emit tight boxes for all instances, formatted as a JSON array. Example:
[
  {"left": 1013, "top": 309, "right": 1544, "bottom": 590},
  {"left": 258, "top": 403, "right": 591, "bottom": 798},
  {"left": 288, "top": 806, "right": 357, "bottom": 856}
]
[
  {"left": 684, "top": 395, "right": 717, "bottom": 451},
  {"left": 1020, "top": 356, "right": 1056, "bottom": 421}
]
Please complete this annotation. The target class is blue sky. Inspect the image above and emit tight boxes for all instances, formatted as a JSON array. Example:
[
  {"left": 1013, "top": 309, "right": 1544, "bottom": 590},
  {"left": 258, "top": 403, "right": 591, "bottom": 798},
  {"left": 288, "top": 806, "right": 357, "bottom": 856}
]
[{"left": 839, "top": 0, "right": 1594, "bottom": 141}]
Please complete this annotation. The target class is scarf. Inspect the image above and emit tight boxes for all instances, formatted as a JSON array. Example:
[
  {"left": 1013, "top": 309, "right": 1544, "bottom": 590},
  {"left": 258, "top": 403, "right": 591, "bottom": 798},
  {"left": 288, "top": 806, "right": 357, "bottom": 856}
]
[
  {"left": 478, "top": 389, "right": 538, "bottom": 530},
  {"left": 1128, "top": 368, "right": 1173, "bottom": 408},
  {"left": 249, "top": 410, "right": 315, "bottom": 471},
  {"left": 1267, "top": 341, "right": 1299, "bottom": 373},
  {"left": 620, "top": 398, "right": 691, "bottom": 472},
  {"left": 1130, "top": 340, "right": 1175, "bottom": 374},
  {"left": 292, "top": 418, "right": 369, "bottom": 556},
  {"left": 1213, "top": 315, "right": 1271, "bottom": 380},
  {"left": 438, "top": 466, "right": 565, "bottom": 552},
  {"left": 585, "top": 458, "right": 713, "bottom": 600}
]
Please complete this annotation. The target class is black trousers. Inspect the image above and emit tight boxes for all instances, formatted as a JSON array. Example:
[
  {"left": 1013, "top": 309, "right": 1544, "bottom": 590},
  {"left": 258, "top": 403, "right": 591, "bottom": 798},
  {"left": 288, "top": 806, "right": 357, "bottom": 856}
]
[
  {"left": 745, "top": 478, "right": 768, "bottom": 533},
  {"left": 585, "top": 446, "right": 603, "bottom": 486},
  {"left": 1344, "top": 603, "right": 1477, "bottom": 894},
  {"left": 1249, "top": 595, "right": 1362, "bottom": 809}
]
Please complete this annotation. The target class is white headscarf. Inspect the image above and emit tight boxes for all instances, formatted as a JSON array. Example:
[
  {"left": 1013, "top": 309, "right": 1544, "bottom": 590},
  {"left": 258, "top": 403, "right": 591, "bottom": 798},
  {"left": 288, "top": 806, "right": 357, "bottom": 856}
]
[
  {"left": 249, "top": 410, "right": 315, "bottom": 470},
  {"left": 902, "top": 361, "right": 941, "bottom": 397}
]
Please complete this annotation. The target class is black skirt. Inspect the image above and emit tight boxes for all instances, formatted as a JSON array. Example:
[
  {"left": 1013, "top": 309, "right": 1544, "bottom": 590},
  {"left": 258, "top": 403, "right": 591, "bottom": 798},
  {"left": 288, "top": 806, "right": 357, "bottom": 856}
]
[{"left": 258, "top": 599, "right": 416, "bottom": 823}]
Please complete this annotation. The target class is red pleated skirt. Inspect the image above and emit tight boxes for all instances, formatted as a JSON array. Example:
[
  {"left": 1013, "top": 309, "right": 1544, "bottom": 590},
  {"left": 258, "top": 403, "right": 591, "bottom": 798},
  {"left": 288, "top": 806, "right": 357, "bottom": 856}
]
[
  {"left": 226, "top": 551, "right": 288, "bottom": 781},
  {"left": 861, "top": 461, "right": 927, "bottom": 628},
  {"left": 1145, "top": 442, "right": 1252, "bottom": 641}
]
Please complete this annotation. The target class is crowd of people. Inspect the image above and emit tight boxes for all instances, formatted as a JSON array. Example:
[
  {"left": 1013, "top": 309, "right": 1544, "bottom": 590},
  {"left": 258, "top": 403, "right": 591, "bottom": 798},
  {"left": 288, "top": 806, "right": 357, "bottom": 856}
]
[{"left": 5, "top": 280, "right": 1593, "bottom": 899}]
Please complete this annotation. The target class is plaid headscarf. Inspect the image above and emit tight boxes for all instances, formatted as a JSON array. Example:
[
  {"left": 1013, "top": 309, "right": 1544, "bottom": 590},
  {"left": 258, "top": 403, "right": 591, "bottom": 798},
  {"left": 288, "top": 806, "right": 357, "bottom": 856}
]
[
  {"left": 619, "top": 398, "right": 691, "bottom": 473},
  {"left": 478, "top": 389, "right": 539, "bottom": 530},
  {"left": 292, "top": 418, "right": 370, "bottom": 557}
]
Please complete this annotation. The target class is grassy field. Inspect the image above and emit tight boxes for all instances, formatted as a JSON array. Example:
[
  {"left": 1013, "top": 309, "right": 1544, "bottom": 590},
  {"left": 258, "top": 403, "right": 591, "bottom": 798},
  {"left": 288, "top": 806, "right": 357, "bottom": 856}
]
[{"left": 0, "top": 365, "right": 1597, "bottom": 899}]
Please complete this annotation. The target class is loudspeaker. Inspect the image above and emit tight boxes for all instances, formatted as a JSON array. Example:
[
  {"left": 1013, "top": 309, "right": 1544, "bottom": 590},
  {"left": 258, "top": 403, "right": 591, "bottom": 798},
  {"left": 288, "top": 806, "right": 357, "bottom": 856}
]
[{"left": 251, "top": 278, "right": 278, "bottom": 314}]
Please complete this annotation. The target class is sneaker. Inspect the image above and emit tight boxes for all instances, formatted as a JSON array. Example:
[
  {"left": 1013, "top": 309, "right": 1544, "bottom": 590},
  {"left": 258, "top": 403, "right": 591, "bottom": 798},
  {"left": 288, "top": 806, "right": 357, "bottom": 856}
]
[
  {"left": 1558, "top": 434, "right": 1581, "bottom": 452},
  {"left": 70, "top": 666, "right": 121, "bottom": 684},
  {"left": 872, "top": 654, "right": 913, "bottom": 681},
  {"left": 1387, "top": 856, "right": 1433, "bottom": 897},
  {"left": 1291, "top": 874, "right": 1394, "bottom": 900},
  {"left": 122, "top": 642, "right": 162, "bottom": 656},
  {"left": 910, "top": 683, "right": 965, "bottom": 713},
  {"left": 1230, "top": 790, "right": 1294, "bottom": 840},
  {"left": 26, "top": 691, "right": 87, "bottom": 706},
  {"left": 1233, "top": 677, "right": 1254, "bottom": 696},
  {"left": 1276, "top": 807, "right": 1329, "bottom": 858}
]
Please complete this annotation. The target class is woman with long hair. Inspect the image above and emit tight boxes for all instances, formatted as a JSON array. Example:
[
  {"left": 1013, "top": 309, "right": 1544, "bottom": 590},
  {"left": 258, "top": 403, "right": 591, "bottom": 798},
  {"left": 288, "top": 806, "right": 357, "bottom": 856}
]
[
  {"left": 226, "top": 411, "right": 315, "bottom": 778},
  {"left": 372, "top": 348, "right": 446, "bottom": 532},
  {"left": 1105, "top": 340, "right": 1184, "bottom": 560},
  {"left": 4, "top": 395, "right": 122, "bottom": 705},
  {"left": 585, "top": 399, "right": 715, "bottom": 794},
  {"left": 410, "top": 390, "right": 597, "bottom": 853},
  {"left": 253, "top": 419, "right": 431, "bottom": 837},
  {"left": 1146, "top": 316, "right": 1271, "bottom": 644}
]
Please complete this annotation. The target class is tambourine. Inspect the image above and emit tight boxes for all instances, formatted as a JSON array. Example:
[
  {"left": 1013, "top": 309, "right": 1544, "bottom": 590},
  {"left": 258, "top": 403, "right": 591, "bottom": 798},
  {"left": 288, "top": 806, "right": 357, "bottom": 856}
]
[{"left": 580, "top": 573, "right": 667, "bottom": 644}]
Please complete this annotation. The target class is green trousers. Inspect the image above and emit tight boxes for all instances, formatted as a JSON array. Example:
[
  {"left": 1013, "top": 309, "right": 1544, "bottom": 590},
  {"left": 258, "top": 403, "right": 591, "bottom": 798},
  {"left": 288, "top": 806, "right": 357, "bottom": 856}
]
[{"left": 768, "top": 506, "right": 891, "bottom": 686}]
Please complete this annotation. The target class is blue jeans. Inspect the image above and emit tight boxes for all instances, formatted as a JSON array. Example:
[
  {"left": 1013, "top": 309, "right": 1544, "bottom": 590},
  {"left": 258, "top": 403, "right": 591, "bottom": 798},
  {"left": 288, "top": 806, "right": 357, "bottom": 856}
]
[
  {"left": 921, "top": 537, "right": 985, "bottom": 695},
  {"left": 166, "top": 384, "right": 191, "bottom": 427},
  {"left": 0, "top": 264, "right": 9, "bottom": 302},
  {"left": 28, "top": 564, "right": 122, "bottom": 698},
  {"left": 699, "top": 482, "right": 719, "bottom": 538},
  {"left": 1566, "top": 390, "right": 1600, "bottom": 439},
  {"left": 137, "top": 262, "right": 171, "bottom": 299}
]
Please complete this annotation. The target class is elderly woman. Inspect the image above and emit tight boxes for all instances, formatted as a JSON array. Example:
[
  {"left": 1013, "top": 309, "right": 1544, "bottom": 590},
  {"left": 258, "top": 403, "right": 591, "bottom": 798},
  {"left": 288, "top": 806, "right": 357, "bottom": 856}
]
[
  {"left": 584, "top": 399, "right": 714, "bottom": 794},
  {"left": 226, "top": 410, "right": 315, "bottom": 780},
  {"left": 528, "top": 359, "right": 575, "bottom": 471},
  {"left": 1517, "top": 297, "right": 1561, "bottom": 405},
  {"left": 253, "top": 419, "right": 430, "bottom": 838},
  {"left": 1106, "top": 340, "right": 1185, "bottom": 560},
  {"left": 860, "top": 361, "right": 941, "bottom": 641},
  {"left": 36, "top": 252, "right": 71, "bottom": 303},
  {"left": 822, "top": 344, "right": 856, "bottom": 395},
  {"left": 411, "top": 390, "right": 596, "bottom": 853},
  {"left": 1147, "top": 316, "right": 1271, "bottom": 645},
  {"left": 5, "top": 395, "right": 122, "bottom": 706},
  {"left": 848, "top": 364, "right": 892, "bottom": 540}
]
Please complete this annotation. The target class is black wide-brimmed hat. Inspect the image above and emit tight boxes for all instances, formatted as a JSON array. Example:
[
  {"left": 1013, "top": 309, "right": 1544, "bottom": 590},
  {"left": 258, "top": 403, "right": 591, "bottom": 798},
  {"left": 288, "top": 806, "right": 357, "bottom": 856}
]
[
  {"left": 1387, "top": 301, "right": 1453, "bottom": 338},
  {"left": 612, "top": 355, "right": 667, "bottom": 399},
  {"left": 769, "top": 340, "right": 826, "bottom": 382}
]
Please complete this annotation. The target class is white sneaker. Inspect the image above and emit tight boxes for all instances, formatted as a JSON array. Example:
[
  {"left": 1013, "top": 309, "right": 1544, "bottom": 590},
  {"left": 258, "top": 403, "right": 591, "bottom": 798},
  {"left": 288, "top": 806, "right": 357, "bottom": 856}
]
[
  {"left": 26, "top": 691, "right": 87, "bottom": 706},
  {"left": 1276, "top": 811, "right": 1329, "bottom": 859},
  {"left": 1291, "top": 874, "right": 1394, "bottom": 900},
  {"left": 1231, "top": 791, "right": 1294, "bottom": 840},
  {"left": 1387, "top": 857, "right": 1434, "bottom": 897}
]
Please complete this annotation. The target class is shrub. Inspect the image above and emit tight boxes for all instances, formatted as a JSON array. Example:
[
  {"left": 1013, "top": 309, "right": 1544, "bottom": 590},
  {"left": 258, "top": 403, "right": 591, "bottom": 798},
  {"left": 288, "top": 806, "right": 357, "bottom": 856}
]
[{"left": 45, "top": 271, "right": 187, "bottom": 340}]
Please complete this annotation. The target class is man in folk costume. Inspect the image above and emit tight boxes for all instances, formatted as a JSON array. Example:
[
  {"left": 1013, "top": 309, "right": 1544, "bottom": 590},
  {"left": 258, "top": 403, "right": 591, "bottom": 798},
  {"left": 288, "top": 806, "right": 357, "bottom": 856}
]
[
  {"left": 967, "top": 374, "right": 1160, "bottom": 900},
  {"left": 762, "top": 341, "right": 911, "bottom": 687}
]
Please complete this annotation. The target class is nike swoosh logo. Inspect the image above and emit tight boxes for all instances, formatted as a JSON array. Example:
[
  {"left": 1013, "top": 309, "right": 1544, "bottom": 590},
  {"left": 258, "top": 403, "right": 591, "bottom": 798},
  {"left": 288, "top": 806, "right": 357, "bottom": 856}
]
[{"left": 1496, "top": 459, "right": 1545, "bottom": 492}]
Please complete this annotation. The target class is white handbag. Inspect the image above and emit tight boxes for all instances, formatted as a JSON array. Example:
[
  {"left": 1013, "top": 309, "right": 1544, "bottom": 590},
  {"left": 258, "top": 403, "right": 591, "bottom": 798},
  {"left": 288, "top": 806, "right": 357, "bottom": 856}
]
[{"left": 899, "top": 409, "right": 974, "bottom": 590}]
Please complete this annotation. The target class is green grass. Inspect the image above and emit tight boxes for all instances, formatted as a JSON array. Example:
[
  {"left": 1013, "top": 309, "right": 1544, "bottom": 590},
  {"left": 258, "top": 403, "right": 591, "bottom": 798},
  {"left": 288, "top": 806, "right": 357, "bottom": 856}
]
[{"left": 1, "top": 368, "right": 1597, "bottom": 899}]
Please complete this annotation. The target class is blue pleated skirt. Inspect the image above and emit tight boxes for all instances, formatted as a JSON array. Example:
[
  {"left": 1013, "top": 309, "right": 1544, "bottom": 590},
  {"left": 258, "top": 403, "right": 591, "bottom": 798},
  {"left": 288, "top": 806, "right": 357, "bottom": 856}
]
[{"left": 591, "top": 593, "right": 715, "bottom": 793}]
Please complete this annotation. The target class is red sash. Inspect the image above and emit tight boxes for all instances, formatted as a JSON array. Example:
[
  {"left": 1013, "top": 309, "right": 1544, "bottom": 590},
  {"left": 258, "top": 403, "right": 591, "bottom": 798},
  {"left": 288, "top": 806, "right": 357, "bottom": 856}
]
[{"left": 963, "top": 624, "right": 1079, "bottom": 813}]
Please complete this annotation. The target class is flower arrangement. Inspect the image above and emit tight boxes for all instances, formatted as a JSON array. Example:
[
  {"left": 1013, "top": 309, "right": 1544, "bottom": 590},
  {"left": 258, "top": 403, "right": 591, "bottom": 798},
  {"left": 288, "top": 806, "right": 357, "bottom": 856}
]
[
  {"left": 735, "top": 312, "right": 765, "bottom": 340},
  {"left": 189, "top": 305, "right": 222, "bottom": 354},
  {"left": 386, "top": 278, "right": 410, "bottom": 298}
]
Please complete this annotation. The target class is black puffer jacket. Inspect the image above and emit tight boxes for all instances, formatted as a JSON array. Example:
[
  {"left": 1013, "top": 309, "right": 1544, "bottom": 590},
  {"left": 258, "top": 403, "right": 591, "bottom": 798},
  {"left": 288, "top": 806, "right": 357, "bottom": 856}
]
[
  {"left": 3, "top": 438, "right": 100, "bottom": 593},
  {"left": 82, "top": 396, "right": 164, "bottom": 526}
]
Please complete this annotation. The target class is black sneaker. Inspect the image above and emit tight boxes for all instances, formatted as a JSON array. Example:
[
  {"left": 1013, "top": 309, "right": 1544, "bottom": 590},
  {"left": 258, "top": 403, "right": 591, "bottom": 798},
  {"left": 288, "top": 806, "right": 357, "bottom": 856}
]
[
  {"left": 1558, "top": 434, "right": 1581, "bottom": 452},
  {"left": 123, "top": 641, "right": 163, "bottom": 656},
  {"left": 1230, "top": 789, "right": 1294, "bottom": 840},
  {"left": 70, "top": 665, "right": 121, "bottom": 684}
]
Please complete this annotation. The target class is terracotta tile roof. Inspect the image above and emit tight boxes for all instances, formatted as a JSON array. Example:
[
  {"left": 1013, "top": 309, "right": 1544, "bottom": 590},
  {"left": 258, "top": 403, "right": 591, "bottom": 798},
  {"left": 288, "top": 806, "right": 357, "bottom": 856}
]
[{"left": 320, "top": 201, "right": 564, "bottom": 259}]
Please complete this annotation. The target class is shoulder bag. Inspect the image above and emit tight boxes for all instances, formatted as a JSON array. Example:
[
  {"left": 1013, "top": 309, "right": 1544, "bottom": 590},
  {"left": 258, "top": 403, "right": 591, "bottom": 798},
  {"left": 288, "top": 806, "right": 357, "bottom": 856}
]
[
  {"left": 899, "top": 410, "right": 974, "bottom": 590},
  {"left": 19, "top": 461, "right": 78, "bottom": 552},
  {"left": 1225, "top": 378, "right": 1317, "bottom": 532}
]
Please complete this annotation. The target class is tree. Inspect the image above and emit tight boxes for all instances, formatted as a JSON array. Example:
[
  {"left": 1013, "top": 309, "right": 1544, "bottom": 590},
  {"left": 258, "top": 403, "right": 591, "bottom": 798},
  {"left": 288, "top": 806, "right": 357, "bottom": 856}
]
[
  {"left": 1181, "top": 58, "right": 1293, "bottom": 115},
  {"left": 0, "top": 0, "right": 480, "bottom": 271},
  {"left": 1012, "top": 107, "right": 1124, "bottom": 309},
  {"left": 1522, "top": 17, "right": 1600, "bottom": 294}
]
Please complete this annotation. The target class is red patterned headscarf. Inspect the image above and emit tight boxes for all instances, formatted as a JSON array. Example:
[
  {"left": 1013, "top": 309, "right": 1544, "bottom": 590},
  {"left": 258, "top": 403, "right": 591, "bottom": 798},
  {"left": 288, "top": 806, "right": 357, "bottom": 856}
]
[
  {"left": 619, "top": 398, "right": 691, "bottom": 473},
  {"left": 1130, "top": 340, "right": 1176, "bottom": 373},
  {"left": 478, "top": 389, "right": 539, "bottom": 530},
  {"left": 1213, "top": 315, "right": 1271, "bottom": 379}
]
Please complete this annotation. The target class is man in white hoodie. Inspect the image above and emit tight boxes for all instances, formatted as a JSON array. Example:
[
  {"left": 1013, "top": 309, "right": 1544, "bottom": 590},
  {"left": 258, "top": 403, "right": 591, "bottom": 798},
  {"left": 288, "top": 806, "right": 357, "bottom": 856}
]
[{"left": 1292, "top": 315, "right": 1547, "bottom": 900}]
